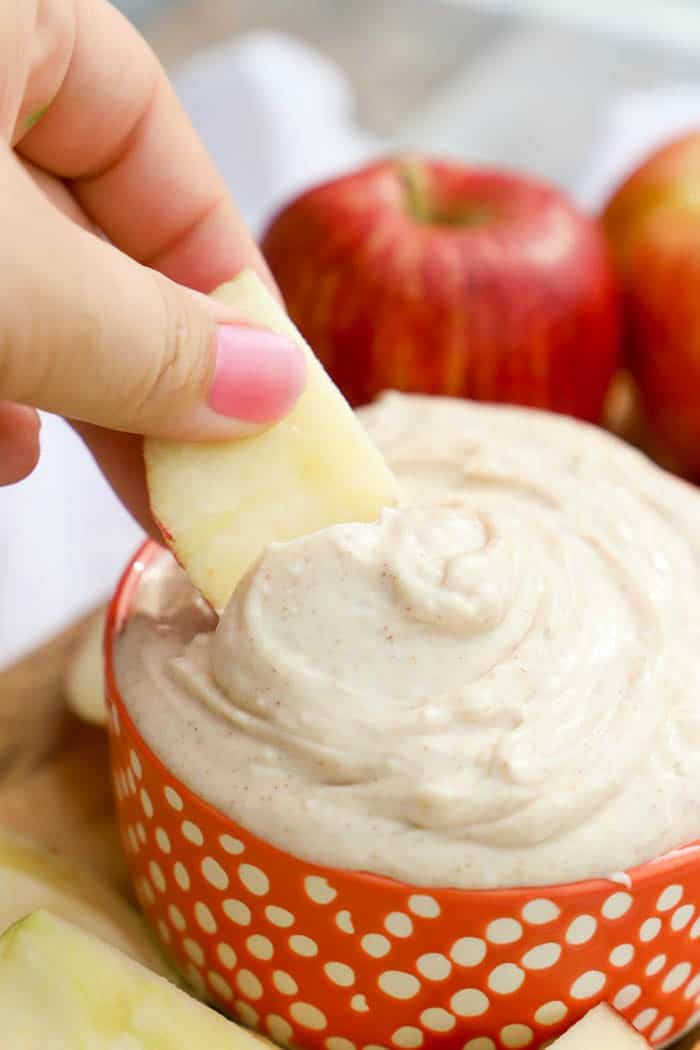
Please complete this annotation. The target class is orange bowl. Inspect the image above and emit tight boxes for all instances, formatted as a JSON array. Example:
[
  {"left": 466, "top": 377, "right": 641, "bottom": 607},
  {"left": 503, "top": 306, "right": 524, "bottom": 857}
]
[{"left": 106, "top": 540, "right": 700, "bottom": 1050}]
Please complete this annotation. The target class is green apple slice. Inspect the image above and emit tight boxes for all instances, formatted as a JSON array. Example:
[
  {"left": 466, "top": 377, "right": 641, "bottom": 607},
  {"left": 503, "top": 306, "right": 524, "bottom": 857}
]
[
  {"left": 145, "top": 269, "right": 398, "bottom": 611},
  {"left": 64, "top": 607, "right": 107, "bottom": 726},
  {"left": 552, "top": 1003, "right": 650, "bottom": 1046},
  {"left": 0, "top": 829, "right": 171, "bottom": 978},
  {"left": 0, "top": 911, "right": 271, "bottom": 1049}
]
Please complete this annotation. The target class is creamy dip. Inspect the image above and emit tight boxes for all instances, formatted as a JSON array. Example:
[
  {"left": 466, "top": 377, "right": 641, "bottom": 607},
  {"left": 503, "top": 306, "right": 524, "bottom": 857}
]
[{"left": 116, "top": 393, "right": 700, "bottom": 888}]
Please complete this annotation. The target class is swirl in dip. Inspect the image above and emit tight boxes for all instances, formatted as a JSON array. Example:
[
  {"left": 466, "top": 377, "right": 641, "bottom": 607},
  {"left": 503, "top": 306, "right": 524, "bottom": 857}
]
[{"left": 115, "top": 393, "right": 700, "bottom": 889}]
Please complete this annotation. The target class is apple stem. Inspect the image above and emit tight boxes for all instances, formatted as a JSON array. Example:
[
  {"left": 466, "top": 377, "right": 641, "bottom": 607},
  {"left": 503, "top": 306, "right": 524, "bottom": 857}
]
[{"left": 401, "top": 161, "right": 431, "bottom": 224}]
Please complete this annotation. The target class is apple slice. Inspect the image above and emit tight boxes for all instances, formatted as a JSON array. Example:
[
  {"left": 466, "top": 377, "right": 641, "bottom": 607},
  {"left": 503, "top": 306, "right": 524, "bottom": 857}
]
[
  {"left": 145, "top": 269, "right": 398, "bottom": 611},
  {"left": 64, "top": 607, "right": 107, "bottom": 726},
  {"left": 0, "top": 910, "right": 272, "bottom": 1048},
  {"left": 552, "top": 1003, "right": 650, "bottom": 1046},
  {"left": 0, "top": 828, "right": 171, "bottom": 979}
]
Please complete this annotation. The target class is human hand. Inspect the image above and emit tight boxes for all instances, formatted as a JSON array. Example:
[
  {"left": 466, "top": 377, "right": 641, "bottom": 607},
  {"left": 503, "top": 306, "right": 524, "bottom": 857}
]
[{"left": 0, "top": 1, "right": 306, "bottom": 531}]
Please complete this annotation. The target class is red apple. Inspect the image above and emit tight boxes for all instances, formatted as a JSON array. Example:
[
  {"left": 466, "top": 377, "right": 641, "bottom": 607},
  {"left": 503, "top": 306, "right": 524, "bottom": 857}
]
[
  {"left": 603, "top": 131, "right": 700, "bottom": 477},
  {"left": 262, "top": 156, "right": 622, "bottom": 420}
]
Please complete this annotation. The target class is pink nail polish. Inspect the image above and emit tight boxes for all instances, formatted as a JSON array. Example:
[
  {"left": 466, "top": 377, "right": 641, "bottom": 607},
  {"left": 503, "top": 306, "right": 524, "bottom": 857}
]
[{"left": 209, "top": 326, "right": 306, "bottom": 423}]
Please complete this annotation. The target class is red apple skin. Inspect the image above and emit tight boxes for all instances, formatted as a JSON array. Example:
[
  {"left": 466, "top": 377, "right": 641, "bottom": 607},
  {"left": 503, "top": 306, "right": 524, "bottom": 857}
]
[
  {"left": 603, "top": 132, "right": 700, "bottom": 477},
  {"left": 261, "top": 157, "right": 622, "bottom": 420}
]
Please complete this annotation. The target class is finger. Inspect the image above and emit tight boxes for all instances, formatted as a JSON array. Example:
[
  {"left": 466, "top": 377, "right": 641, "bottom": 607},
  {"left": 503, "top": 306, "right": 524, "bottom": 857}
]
[
  {"left": 0, "top": 152, "right": 306, "bottom": 440},
  {"left": 71, "top": 422, "right": 158, "bottom": 539},
  {"left": 0, "top": 403, "right": 41, "bottom": 485},
  {"left": 16, "top": 0, "right": 271, "bottom": 294},
  {"left": 21, "top": 158, "right": 97, "bottom": 233}
]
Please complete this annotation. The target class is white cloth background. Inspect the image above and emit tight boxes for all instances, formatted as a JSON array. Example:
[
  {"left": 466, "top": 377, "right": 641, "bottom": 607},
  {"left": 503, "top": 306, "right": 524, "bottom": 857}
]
[{"left": 2, "top": 30, "right": 700, "bottom": 668}]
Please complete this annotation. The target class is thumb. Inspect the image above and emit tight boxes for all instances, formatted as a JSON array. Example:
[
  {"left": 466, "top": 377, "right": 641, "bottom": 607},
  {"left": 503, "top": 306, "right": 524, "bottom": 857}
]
[{"left": 0, "top": 157, "right": 306, "bottom": 441}]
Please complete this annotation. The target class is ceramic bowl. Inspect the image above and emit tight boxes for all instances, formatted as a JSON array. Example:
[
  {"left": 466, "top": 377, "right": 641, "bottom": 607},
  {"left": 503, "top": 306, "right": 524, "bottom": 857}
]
[{"left": 105, "top": 540, "right": 700, "bottom": 1050}]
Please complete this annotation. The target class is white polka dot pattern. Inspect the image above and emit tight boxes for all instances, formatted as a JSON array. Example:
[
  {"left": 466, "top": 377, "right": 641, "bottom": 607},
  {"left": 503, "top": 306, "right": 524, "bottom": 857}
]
[
  {"left": 646, "top": 953, "right": 666, "bottom": 977},
  {"left": 247, "top": 934, "right": 274, "bottom": 961},
  {"left": 266, "top": 905, "right": 295, "bottom": 928},
  {"left": 565, "top": 915, "right": 596, "bottom": 945},
  {"left": 361, "top": 934, "right": 391, "bottom": 958},
  {"left": 672, "top": 904, "right": 695, "bottom": 931},
  {"left": 450, "top": 937, "right": 486, "bottom": 967},
  {"left": 521, "top": 943, "right": 561, "bottom": 970},
  {"left": 378, "top": 971, "right": 420, "bottom": 1000},
  {"left": 521, "top": 899, "right": 560, "bottom": 925},
  {"left": 239, "top": 863, "right": 269, "bottom": 896},
  {"left": 501, "top": 1024, "right": 533, "bottom": 1047},
  {"left": 235, "top": 1001, "right": 260, "bottom": 1027},
  {"left": 202, "top": 857, "right": 229, "bottom": 890},
  {"left": 268, "top": 1015, "right": 293, "bottom": 1045},
  {"left": 324, "top": 962, "right": 355, "bottom": 987},
  {"left": 217, "top": 943, "right": 237, "bottom": 969},
  {"left": 223, "top": 899, "right": 251, "bottom": 926},
  {"left": 407, "top": 895, "right": 440, "bottom": 918},
  {"left": 534, "top": 1001, "right": 567, "bottom": 1026},
  {"left": 658, "top": 885, "right": 684, "bottom": 912},
  {"left": 208, "top": 971, "right": 232, "bottom": 1000},
  {"left": 488, "top": 963, "right": 524, "bottom": 994},
  {"left": 164, "top": 785, "right": 183, "bottom": 811},
  {"left": 291, "top": 1002, "right": 327, "bottom": 1030},
  {"left": 391, "top": 1026, "right": 423, "bottom": 1048},
  {"left": 220, "top": 834, "right": 244, "bottom": 855},
  {"left": 326, "top": 1039, "right": 355, "bottom": 1050},
  {"left": 663, "top": 962, "right": 692, "bottom": 994},
  {"left": 609, "top": 943, "right": 634, "bottom": 968},
  {"left": 273, "top": 970, "right": 298, "bottom": 996},
  {"left": 419, "top": 1008, "right": 454, "bottom": 1032},
  {"left": 305, "top": 876, "right": 337, "bottom": 905},
  {"left": 173, "top": 861, "right": 190, "bottom": 892},
  {"left": 168, "top": 904, "right": 186, "bottom": 932},
  {"left": 335, "top": 910, "right": 354, "bottom": 934},
  {"left": 157, "top": 918, "right": 171, "bottom": 944},
  {"left": 140, "top": 788, "right": 153, "bottom": 819},
  {"left": 486, "top": 918, "right": 522, "bottom": 945},
  {"left": 108, "top": 670, "right": 700, "bottom": 1050},
  {"left": 182, "top": 821, "right": 204, "bottom": 846},
  {"left": 289, "top": 935, "right": 318, "bottom": 958},
  {"left": 155, "top": 827, "right": 171, "bottom": 854},
  {"left": 602, "top": 892, "right": 633, "bottom": 920},
  {"left": 416, "top": 953, "right": 451, "bottom": 980},
  {"left": 640, "top": 917, "right": 662, "bottom": 943},
  {"left": 450, "top": 988, "right": 489, "bottom": 1017},
  {"left": 237, "top": 969, "right": 263, "bottom": 1001},
  {"left": 194, "top": 902, "right": 217, "bottom": 935},
  {"left": 652, "top": 1017, "right": 674, "bottom": 1042},
  {"left": 633, "top": 1006, "right": 658, "bottom": 1032},
  {"left": 614, "top": 984, "right": 642, "bottom": 1010},
  {"left": 148, "top": 860, "right": 166, "bottom": 893},
  {"left": 183, "top": 938, "right": 204, "bottom": 966},
  {"left": 383, "top": 912, "right": 412, "bottom": 938},
  {"left": 570, "top": 970, "right": 606, "bottom": 1000}
]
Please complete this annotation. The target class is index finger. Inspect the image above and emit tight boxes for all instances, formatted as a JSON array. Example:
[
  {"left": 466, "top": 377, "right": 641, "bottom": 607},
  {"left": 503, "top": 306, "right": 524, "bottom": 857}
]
[{"left": 16, "top": 0, "right": 271, "bottom": 293}]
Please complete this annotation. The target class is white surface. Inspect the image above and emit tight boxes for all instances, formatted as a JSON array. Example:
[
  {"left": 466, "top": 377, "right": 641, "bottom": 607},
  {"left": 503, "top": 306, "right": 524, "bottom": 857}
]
[{"left": 2, "top": 28, "right": 699, "bottom": 667}]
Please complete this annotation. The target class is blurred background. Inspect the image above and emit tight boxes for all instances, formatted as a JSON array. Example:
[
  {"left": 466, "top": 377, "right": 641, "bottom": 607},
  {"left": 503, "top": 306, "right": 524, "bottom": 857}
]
[{"left": 5, "top": 0, "right": 700, "bottom": 667}]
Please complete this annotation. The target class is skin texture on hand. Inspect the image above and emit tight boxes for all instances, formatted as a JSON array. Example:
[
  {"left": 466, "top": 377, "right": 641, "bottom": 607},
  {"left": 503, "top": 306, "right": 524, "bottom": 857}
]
[{"left": 0, "top": 0, "right": 302, "bottom": 534}]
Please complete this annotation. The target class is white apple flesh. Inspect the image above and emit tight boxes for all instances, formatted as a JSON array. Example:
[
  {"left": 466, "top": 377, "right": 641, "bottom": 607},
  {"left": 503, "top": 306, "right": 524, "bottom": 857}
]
[
  {"left": 0, "top": 829, "right": 172, "bottom": 978},
  {"left": 552, "top": 1003, "right": 650, "bottom": 1047},
  {"left": 64, "top": 607, "right": 107, "bottom": 726},
  {"left": 0, "top": 911, "right": 273, "bottom": 1048},
  {"left": 145, "top": 270, "right": 398, "bottom": 611}
]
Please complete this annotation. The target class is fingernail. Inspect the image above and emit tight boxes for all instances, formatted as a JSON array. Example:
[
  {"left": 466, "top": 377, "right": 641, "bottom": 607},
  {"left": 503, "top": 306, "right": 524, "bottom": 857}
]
[{"left": 209, "top": 325, "right": 306, "bottom": 423}]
